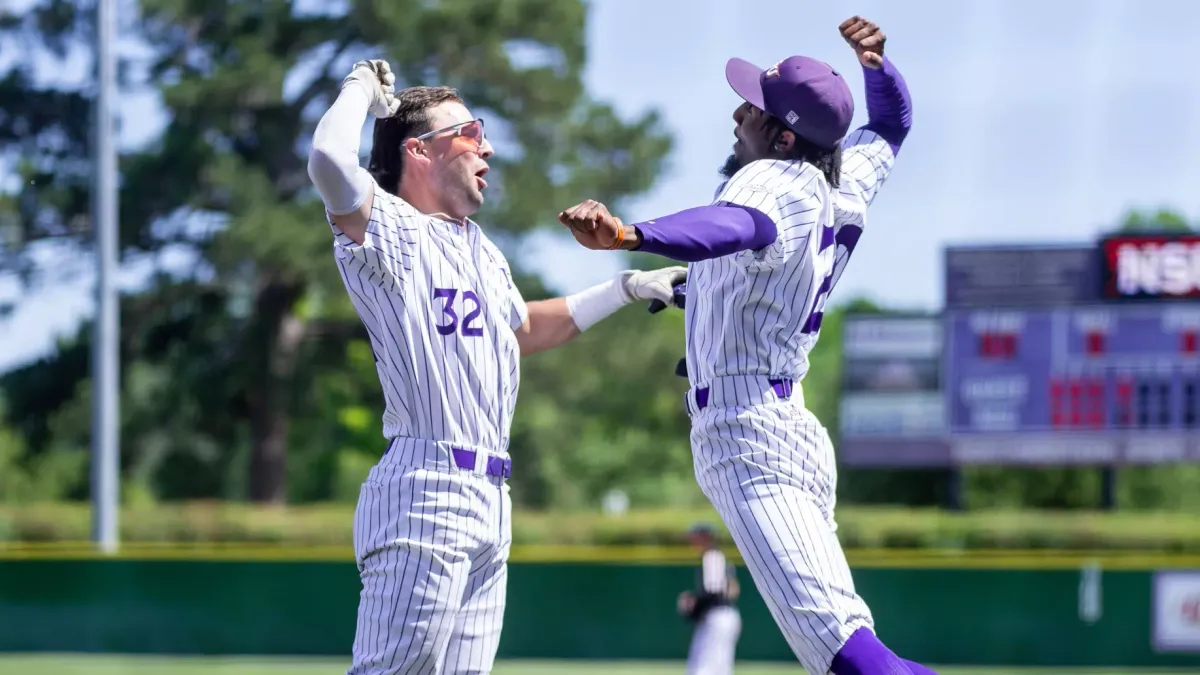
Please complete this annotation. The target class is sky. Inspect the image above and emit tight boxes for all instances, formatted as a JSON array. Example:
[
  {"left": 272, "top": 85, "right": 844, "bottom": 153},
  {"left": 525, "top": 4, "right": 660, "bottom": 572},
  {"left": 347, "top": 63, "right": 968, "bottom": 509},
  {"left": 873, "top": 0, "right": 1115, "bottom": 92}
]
[{"left": 2, "top": 0, "right": 1198, "bottom": 373}]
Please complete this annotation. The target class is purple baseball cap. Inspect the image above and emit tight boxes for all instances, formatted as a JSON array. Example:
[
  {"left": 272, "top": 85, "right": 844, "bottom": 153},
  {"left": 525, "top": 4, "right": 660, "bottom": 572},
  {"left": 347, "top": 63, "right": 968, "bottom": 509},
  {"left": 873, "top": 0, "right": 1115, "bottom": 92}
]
[{"left": 725, "top": 55, "right": 854, "bottom": 149}]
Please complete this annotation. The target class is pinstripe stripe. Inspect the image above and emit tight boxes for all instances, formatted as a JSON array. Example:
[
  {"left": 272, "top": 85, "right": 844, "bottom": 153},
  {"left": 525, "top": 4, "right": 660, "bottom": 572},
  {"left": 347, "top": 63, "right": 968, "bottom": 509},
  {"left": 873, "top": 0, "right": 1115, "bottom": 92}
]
[
  {"left": 331, "top": 179, "right": 523, "bottom": 674},
  {"left": 684, "top": 129, "right": 896, "bottom": 673}
]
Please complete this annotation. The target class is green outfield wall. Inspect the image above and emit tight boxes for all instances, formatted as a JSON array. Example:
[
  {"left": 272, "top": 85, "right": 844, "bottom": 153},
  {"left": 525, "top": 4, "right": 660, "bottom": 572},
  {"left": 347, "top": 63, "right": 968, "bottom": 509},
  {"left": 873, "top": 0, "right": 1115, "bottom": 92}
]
[{"left": 1, "top": 547, "right": 1198, "bottom": 667}]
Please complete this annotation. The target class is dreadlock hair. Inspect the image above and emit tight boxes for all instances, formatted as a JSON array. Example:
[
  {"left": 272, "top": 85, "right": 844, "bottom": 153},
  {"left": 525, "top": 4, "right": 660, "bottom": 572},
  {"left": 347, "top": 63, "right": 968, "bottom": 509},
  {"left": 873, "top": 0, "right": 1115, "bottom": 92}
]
[
  {"left": 367, "top": 86, "right": 464, "bottom": 196},
  {"left": 763, "top": 116, "right": 842, "bottom": 189}
]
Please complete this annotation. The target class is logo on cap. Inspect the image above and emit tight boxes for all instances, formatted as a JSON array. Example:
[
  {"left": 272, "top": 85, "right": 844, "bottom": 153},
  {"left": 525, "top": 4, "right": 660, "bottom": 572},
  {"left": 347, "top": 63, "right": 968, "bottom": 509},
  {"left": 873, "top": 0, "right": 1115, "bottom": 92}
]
[{"left": 785, "top": 111, "right": 799, "bottom": 125}]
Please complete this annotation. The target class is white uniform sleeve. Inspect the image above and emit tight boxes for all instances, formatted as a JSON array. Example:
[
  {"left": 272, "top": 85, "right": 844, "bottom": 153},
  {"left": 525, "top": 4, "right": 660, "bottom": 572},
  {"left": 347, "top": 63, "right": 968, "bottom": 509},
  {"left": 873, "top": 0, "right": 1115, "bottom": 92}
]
[
  {"left": 839, "top": 128, "right": 896, "bottom": 208},
  {"left": 713, "top": 160, "right": 823, "bottom": 272},
  {"left": 329, "top": 185, "right": 419, "bottom": 290},
  {"left": 505, "top": 270, "right": 528, "bottom": 331}
]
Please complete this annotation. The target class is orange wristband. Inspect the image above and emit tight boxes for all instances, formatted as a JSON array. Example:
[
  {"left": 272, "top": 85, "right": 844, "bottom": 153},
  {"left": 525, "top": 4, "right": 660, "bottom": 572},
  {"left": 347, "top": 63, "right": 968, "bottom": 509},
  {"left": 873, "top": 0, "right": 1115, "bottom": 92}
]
[{"left": 607, "top": 218, "right": 626, "bottom": 250}]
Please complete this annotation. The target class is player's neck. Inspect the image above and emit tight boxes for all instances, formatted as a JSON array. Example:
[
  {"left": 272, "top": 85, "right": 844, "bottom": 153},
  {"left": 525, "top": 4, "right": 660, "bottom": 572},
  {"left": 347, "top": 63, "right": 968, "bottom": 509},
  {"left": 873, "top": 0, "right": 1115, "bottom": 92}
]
[{"left": 399, "top": 181, "right": 467, "bottom": 227}]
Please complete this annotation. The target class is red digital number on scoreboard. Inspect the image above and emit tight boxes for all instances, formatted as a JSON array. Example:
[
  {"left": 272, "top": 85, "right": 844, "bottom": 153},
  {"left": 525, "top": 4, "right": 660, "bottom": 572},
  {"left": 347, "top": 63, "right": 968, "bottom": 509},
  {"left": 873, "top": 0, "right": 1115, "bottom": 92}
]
[
  {"left": 978, "top": 332, "right": 1018, "bottom": 358},
  {"left": 1050, "top": 376, "right": 1105, "bottom": 428}
]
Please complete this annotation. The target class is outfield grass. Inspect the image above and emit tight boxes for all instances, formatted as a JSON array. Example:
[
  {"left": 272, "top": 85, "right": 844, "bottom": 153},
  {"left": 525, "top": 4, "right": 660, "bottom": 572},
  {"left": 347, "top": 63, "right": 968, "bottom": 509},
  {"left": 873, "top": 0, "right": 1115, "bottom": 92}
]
[{"left": 0, "top": 655, "right": 1196, "bottom": 675}]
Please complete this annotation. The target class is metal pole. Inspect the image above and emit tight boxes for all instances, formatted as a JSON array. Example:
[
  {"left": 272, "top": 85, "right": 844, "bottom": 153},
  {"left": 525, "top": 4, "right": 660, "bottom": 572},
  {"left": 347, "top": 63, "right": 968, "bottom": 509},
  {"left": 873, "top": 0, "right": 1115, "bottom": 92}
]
[{"left": 91, "top": 0, "right": 119, "bottom": 554}]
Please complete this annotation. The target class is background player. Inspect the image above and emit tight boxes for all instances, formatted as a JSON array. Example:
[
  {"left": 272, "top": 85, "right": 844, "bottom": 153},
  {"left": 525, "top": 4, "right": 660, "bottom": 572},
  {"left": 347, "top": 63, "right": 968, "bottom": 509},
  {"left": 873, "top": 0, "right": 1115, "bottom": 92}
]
[
  {"left": 557, "top": 16, "right": 933, "bottom": 675},
  {"left": 306, "top": 60, "right": 686, "bottom": 674},
  {"left": 677, "top": 523, "right": 742, "bottom": 675}
]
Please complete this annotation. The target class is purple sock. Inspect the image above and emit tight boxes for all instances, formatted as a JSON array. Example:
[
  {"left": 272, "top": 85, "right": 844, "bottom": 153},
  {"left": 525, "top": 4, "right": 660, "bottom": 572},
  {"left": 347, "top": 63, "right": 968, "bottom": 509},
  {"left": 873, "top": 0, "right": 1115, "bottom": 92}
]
[
  {"left": 902, "top": 660, "right": 939, "bottom": 675},
  {"left": 829, "top": 627, "right": 913, "bottom": 675}
]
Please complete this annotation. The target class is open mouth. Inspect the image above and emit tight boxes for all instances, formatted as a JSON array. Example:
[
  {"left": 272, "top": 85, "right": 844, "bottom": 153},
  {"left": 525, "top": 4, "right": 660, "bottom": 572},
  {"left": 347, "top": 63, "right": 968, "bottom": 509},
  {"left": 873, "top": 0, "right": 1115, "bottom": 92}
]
[{"left": 475, "top": 166, "right": 489, "bottom": 189}]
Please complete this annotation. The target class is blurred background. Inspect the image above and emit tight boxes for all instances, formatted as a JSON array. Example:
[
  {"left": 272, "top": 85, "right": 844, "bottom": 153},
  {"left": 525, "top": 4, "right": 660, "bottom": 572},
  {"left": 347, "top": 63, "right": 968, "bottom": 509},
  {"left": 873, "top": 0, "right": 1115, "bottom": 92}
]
[{"left": 1, "top": 0, "right": 1199, "bottom": 673}]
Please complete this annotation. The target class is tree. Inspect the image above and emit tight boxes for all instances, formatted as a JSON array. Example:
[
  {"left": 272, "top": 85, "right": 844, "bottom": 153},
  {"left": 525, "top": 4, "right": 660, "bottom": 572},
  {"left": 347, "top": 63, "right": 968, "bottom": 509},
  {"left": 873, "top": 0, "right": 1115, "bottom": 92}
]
[
  {"left": 1117, "top": 208, "right": 1192, "bottom": 233},
  {"left": 0, "top": 0, "right": 673, "bottom": 502}
]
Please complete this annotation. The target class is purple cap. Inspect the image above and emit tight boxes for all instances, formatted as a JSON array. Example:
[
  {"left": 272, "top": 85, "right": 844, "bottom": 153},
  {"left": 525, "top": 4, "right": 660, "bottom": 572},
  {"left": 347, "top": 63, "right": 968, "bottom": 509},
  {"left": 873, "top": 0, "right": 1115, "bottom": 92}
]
[{"left": 725, "top": 55, "right": 854, "bottom": 149}]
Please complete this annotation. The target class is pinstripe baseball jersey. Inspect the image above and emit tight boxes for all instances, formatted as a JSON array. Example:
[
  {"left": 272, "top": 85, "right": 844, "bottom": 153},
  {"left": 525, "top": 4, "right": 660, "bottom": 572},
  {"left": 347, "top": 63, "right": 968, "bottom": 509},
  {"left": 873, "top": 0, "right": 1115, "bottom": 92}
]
[
  {"left": 684, "top": 129, "right": 895, "bottom": 387},
  {"left": 328, "top": 178, "right": 527, "bottom": 452}
]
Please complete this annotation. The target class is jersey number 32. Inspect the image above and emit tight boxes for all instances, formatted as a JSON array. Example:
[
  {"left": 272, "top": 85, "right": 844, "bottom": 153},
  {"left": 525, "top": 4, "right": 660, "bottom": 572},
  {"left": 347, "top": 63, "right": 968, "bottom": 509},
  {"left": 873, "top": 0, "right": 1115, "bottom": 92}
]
[{"left": 433, "top": 287, "right": 484, "bottom": 337}]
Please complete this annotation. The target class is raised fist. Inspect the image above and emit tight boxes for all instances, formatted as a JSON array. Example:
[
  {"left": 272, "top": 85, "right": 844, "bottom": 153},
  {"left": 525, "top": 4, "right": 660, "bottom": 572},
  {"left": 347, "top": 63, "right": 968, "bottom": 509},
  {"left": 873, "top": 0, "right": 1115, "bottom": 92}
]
[
  {"left": 343, "top": 59, "right": 401, "bottom": 118},
  {"left": 839, "top": 17, "right": 886, "bottom": 70}
]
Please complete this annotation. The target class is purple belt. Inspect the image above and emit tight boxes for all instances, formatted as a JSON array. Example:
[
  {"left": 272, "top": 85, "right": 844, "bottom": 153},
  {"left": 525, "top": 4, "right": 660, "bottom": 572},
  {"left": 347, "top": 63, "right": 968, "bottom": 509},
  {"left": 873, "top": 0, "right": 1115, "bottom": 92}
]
[
  {"left": 693, "top": 378, "right": 794, "bottom": 411},
  {"left": 451, "top": 447, "right": 512, "bottom": 479}
]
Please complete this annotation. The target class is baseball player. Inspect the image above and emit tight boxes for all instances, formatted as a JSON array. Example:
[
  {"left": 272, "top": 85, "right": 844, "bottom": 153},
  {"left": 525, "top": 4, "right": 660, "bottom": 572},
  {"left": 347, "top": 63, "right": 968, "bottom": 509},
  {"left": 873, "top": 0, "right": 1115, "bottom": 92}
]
[
  {"left": 677, "top": 523, "right": 742, "bottom": 675},
  {"left": 558, "top": 16, "right": 936, "bottom": 675},
  {"left": 306, "top": 60, "right": 686, "bottom": 675}
]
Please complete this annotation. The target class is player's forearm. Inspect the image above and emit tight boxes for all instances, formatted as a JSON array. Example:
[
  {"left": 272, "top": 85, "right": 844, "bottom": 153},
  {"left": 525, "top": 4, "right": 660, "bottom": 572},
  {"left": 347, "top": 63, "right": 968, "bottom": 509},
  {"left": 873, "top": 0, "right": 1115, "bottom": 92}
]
[
  {"left": 861, "top": 57, "right": 912, "bottom": 154},
  {"left": 623, "top": 205, "right": 777, "bottom": 262},
  {"left": 516, "top": 298, "right": 581, "bottom": 355},
  {"left": 307, "top": 81, "right": 373, "bottom": 216}
]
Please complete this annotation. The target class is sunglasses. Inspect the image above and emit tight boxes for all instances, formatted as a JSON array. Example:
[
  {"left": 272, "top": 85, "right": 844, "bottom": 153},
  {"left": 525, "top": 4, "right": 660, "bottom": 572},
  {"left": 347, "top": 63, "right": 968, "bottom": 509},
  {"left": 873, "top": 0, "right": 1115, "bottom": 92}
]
[{"left": 415, "top": 118, "right": 486, "bottom": 149}]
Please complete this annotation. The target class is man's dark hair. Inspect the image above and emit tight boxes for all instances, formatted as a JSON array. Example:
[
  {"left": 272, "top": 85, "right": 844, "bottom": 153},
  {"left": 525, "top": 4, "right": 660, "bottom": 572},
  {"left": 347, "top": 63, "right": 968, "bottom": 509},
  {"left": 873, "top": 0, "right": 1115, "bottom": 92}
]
[
  {"left": 765, "top": 117, "right": 842, "bottom": 189},
  {"left": 367, "top": 86, "right": 464, "bottom": 195}
]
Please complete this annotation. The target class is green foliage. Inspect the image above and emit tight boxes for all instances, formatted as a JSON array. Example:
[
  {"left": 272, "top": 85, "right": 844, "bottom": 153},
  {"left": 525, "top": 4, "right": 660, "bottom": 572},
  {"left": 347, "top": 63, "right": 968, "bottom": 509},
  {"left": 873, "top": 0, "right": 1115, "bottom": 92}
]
[
  {"left": 1117, "top": 207, "right": 1192, "bottom": 232},
  {"left": 1, "top": 1, "right": 1198, "bottom": 518},
  {"left": 0, "top": 0, "right": 673, "bottom": 504},
  {"left": 3, "top": 503, "right": 1200, "bottom": 552},
  {"left": 509, "top": 298, "right": 695, "bottom": 509}
]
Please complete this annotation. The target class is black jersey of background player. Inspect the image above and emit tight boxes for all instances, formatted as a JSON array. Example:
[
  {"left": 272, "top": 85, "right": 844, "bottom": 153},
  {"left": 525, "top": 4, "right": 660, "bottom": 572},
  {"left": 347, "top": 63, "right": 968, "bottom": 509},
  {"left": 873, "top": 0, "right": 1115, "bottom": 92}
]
[{"left": 686, "top": 546, "right": 739, "bottom": 622}]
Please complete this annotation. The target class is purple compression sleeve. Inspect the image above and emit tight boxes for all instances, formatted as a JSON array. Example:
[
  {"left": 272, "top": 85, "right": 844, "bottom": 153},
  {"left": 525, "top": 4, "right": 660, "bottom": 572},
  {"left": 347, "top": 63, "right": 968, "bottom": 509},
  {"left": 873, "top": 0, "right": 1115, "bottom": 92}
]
[
  {"left": 632, "top": 204, "right": 777, "bottom": 262},
  {"left": 861, "top": 56, "right": 912, "bottom": 154}
]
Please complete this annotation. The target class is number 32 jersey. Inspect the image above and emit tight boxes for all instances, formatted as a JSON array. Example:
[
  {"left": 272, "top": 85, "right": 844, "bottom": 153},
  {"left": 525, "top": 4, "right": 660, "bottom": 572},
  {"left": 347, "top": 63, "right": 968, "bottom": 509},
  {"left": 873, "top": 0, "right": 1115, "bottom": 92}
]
[
  {"left": 328, "top": 179, "right": 527, "bottom": 452},
  {"left": 684, "top": 128, "right": 896, "bottom": 387}
]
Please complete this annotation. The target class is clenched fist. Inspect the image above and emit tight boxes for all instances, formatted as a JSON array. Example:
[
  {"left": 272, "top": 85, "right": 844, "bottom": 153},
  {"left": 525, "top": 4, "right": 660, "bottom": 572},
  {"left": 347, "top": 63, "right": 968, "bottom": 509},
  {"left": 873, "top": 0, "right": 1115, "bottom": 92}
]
[
  {"left": 839, "top": 16, "right": 886, "bottom": 70},
  {"left": 343, "top": 59, "right": 401, "bottom": 118},
  {"left": 558, "top": 199, "right": 628, "bottom": 251}
]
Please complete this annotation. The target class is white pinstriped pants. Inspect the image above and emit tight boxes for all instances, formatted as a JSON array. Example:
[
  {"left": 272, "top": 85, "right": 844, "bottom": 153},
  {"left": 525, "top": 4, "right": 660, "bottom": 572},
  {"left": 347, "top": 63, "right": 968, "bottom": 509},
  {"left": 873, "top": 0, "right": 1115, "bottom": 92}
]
[
  {"left": 348, "top": 438, "right": 512, "bottom": 675},
  {"left": 686, "top": 606, "right": 742, "bottom": 675},
  {"left": 688, "top": 376, "right": 874, "bottom": 675}
]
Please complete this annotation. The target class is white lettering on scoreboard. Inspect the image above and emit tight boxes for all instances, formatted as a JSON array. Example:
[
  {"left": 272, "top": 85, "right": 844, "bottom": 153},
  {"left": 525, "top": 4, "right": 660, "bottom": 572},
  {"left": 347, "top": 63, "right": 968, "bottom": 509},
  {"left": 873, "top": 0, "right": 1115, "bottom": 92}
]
[
  {"left": 843, "top": 317, "right": 941, "bottom": 359},
  {"left": 1073, "top": 309, "right": 1114, "bottom": 334},
  {"left": 1115, "top": 241, "right": 1200, "bottom": 297},
  {"left": 968, "top": 311, "right": 1025, "bottom": 334}
]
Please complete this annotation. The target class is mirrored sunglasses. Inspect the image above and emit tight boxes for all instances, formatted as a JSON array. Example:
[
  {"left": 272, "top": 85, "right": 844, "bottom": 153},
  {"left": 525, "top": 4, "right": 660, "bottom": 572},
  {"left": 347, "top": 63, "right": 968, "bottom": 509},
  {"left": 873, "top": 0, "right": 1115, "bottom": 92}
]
[{"left": 415, "top": 118, "right": 485, "bottom": 147}]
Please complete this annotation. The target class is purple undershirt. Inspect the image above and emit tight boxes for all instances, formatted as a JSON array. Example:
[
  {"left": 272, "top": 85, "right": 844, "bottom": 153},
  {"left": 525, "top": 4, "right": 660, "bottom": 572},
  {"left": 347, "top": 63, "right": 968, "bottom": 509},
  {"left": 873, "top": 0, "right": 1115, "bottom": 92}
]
[
  {"left": 633, "top": 58, "right": 912, "bottom": 263},
  {"left": 632, "top": 204, "right": 777, "bottom": 263},
  {"left": 862, "top": 56, "right": 913, "bottom": 155}
]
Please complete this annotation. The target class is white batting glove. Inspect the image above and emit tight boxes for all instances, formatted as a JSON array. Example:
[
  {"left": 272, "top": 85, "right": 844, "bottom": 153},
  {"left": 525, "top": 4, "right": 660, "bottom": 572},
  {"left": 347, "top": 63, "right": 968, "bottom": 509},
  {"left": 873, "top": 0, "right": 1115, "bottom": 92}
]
[
  {"left": 620, "top": 266, "right": 688, "bottom": 309},
  {"left": 342, "top": 59, "right": 400, "bottom": 118}
]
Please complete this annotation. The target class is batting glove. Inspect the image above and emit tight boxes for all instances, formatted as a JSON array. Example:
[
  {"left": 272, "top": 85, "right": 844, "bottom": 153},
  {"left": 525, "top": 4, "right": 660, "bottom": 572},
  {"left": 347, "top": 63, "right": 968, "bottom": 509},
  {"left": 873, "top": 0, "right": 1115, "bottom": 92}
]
[
  {"left": 620, "top": 266, "right": 687, "bottom": 312},
  {"left": 342, "top": 59, "right": 400, "bottom": 118}
]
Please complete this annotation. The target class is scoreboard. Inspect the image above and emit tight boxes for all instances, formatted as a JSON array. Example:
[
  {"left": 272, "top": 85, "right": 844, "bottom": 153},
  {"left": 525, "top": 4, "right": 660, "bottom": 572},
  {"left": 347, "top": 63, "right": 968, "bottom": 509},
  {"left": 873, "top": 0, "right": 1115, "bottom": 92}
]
[
  {"left": 945, "top": 305, "right": 1200, "bottom": 464},
  {"left": 948, "top": 305, "right": 1200, "bottom": 433},
  {"left": 839, "top": 235, "right": 1200, "bottom": 467}
]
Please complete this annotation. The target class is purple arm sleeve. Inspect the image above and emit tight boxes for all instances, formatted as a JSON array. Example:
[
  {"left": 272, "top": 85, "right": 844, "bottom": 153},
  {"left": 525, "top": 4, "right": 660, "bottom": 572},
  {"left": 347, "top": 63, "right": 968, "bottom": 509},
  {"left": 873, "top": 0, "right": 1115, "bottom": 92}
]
[
  {"left": 632, "top": 204, "right": 778, "bottom": 262},
  {"left": 861, "top": 56, "right": 912, "bottom": 154}
]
